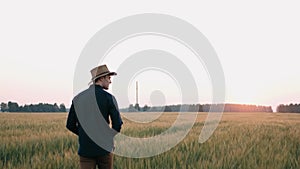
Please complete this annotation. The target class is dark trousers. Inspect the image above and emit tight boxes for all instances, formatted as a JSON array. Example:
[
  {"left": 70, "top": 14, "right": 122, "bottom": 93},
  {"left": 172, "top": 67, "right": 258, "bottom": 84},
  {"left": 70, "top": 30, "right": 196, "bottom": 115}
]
[{"left": 80, "top": 153, "right": 113, "bottom": 169}]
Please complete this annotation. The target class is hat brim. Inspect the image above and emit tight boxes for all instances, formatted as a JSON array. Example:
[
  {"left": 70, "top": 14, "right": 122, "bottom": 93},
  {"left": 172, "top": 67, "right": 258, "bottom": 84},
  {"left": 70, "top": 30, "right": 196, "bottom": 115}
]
[{"left": 89, "top": 72, "right": 117, "bottom": 84}]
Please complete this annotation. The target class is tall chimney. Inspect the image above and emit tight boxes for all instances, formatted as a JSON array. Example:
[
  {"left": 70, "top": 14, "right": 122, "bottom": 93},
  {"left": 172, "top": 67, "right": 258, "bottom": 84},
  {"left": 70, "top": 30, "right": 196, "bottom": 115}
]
[{"left": 136, "top": 81, "right": 138, "bottom": 105}]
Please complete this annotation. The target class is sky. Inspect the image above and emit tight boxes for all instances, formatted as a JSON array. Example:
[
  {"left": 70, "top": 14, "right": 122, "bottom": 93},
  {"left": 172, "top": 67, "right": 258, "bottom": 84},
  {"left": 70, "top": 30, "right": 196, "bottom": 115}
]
[{"left": 0, "top": 1, "right": 299, "bottom": 111}]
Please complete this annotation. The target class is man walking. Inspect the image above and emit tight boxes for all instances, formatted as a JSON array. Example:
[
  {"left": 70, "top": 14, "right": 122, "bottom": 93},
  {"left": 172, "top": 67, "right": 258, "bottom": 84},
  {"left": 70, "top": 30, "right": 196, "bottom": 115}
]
[{"left": 66, "top": 64, "right": 123, "bottom": 169}]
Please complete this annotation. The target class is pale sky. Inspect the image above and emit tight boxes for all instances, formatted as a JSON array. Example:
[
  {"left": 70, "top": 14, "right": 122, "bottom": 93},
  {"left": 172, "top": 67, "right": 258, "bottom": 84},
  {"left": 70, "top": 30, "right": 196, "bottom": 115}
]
[{"left": 0, "top": 1, "right": 299, "bottom": 111}]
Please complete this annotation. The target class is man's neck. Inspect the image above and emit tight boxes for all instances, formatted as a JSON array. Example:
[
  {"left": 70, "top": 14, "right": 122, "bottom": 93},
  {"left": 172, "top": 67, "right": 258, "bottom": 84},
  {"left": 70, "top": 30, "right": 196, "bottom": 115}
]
[{"left": 94, "top": 82, "right": 104, "bottom": 88}]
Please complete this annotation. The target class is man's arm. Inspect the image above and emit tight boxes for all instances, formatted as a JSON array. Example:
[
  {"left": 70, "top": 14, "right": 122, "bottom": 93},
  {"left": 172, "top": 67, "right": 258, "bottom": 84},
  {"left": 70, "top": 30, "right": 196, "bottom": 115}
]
[
  {"left": 66, "top": 103, "right": 79, "bottom": 135},
  {"left": 109, "top": 96, "right": 123, "bottom": 132}
]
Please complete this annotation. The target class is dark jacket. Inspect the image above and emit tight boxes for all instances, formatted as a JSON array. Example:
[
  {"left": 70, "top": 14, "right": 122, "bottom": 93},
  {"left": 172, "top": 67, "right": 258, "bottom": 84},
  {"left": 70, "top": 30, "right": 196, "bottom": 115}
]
[{"left": 66, "top": 85, "right": 123, "bottom": 157}]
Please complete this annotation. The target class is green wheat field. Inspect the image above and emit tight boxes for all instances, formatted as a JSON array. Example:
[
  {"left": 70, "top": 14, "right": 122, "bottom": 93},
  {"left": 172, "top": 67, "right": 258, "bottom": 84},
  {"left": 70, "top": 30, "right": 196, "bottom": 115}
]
[{"left": 1, "top": 112, "right": 299, "bottom": 169}]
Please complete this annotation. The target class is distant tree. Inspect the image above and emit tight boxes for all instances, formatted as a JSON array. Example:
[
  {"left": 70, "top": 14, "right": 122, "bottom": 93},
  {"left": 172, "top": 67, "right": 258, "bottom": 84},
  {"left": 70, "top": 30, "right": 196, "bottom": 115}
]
[
  {"left": 8, "top": 101, "right": 19, "bottom": 112},
  {"left": 59, "top": 103, "right": 66, "bottom": 112},
  {"left": 22, "top": 104, "right": 32, "bottom": 112},
  {"left": 163, "top": 106, "right": 172, "bottom": 112},
  {"left": 1, "top": 102, "right": 8, "bottom": 112},
  {"left": 37, "top": 103, "right": 43, "bottom": 112},
  {"left": 188, "top": 104, "right": 202, "bottom": 112},
  {"left": 128, "top": 104, "right": 136, "bottom": 112},
  {"left": 53, "top": 103, "right": 60, "bottom": 112},
  {"left": 267, "top": 106, "right": 273, "bottom": 112},
  {"left": 276, "top": 104, "right": 283, "bottom": 112},
  {"left": 290, "top": 103, "right": 299, "bottom": 113},
  {"left": 296, "top": 104, "right": 300, "bottom": 113},
  {"left": 134, "top": 103, "right": 140, "bottom": 111},
  {"left": 197, "top": 104, "right": 203, "bottom": 112},
  {"left": 29, "top": 104, "right": 38, "bottom": 112},
  {"left": 142, "top": 104, "right": 149, "bottom": 112},
  {"left": 276, "top": 103, "right": 300, "bottom": 113}
]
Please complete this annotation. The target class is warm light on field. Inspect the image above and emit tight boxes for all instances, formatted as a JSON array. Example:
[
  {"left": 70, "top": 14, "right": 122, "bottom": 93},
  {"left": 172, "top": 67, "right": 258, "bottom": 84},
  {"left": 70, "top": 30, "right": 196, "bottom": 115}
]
[{"left": 0, "top": 112, "right": 299, "bottom": 168}]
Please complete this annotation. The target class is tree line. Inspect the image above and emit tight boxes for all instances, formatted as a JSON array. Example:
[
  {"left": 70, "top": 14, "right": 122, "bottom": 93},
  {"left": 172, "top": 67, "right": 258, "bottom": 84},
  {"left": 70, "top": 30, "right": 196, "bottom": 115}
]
[
  {"left": 2, "top": 101, "right": 299, "bottom": 113},
  {"left": 276, "top": 103, "right": 300, "bottom": 113},
  {"left": 0, "top": 101, "right": 66, "bottom": 112},
  {"left": 121, "top": 103, "right": 273, "bottom": 112}
]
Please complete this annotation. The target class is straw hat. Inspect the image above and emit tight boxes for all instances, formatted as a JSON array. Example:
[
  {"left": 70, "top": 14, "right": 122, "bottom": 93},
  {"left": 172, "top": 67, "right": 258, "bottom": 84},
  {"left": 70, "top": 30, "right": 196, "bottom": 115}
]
[{"left": 89, "top": 65, "right": 117, "bottom": 84}]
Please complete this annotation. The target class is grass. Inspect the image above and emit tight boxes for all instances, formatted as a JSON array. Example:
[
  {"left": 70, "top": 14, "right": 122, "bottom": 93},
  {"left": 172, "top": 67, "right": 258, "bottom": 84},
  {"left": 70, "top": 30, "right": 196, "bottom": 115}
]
[{"left": 0, "top": 112, "right": 299, "bottom": 169}]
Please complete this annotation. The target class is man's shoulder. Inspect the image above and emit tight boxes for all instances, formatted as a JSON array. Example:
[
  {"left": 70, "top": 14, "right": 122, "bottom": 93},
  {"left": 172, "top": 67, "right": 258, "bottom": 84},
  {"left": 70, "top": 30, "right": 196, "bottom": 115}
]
[
  {"left": 73, "top": 86, "right": 95, "bottom": 101},
  {"left": 98, "top": 88, "right": 114, "bottom": 99}
]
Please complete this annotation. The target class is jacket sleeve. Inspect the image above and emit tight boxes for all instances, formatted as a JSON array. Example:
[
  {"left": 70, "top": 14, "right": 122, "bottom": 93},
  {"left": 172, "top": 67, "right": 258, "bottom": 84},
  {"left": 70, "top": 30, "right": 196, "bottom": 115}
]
[
  {"left": 109, "top": 96, "right": 123, "bottom": 132},
  {"left": 66, "top": 103, "right": 79, "bottom": 135}
]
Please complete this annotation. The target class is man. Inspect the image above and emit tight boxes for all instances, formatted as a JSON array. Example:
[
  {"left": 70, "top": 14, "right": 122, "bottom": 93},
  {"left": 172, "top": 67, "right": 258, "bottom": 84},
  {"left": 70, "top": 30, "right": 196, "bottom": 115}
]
[{"left": 66, "top": 64, "right": 123, "bottom": 169}]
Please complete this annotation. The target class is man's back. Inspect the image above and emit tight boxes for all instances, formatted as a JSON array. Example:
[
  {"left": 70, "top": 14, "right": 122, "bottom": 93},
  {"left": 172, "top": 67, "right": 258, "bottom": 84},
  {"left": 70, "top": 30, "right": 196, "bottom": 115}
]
[{"left": 67, "top": 84, "right": 123, "bottom": 157}]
